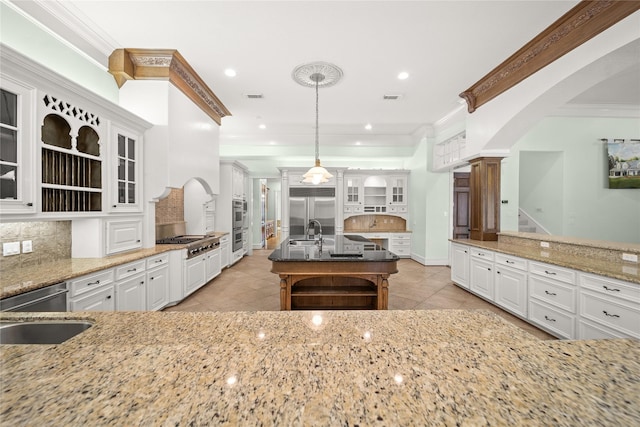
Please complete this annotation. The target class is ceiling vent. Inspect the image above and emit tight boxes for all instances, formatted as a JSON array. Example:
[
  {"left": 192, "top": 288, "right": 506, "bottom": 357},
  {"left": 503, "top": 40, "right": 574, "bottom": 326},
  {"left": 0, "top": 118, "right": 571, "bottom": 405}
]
[
  {"left": 244, "top": 93, "right": 264, "bottom": 99},
  {"left": 383, "top": 94, "right": 403, "bottom": 100}
]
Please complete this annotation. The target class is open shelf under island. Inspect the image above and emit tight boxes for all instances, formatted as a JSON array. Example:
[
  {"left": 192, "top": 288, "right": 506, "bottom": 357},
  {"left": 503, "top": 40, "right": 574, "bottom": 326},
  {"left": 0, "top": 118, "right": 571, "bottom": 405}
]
[{"left": 269, "top": 235, "right": 399, "bottom": 310}]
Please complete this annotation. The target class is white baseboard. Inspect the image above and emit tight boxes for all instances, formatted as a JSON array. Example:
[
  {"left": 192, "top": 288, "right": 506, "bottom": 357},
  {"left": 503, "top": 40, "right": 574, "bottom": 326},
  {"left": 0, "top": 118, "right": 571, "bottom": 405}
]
[{"left": 410, "top": 254, "right": 449, "bottom": 266}]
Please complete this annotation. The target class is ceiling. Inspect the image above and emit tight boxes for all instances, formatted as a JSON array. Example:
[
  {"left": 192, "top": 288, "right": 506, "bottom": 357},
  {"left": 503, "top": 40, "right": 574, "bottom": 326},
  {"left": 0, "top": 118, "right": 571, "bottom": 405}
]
[{"left": 12, "top": 0, "right": 638, "bottom": 162}]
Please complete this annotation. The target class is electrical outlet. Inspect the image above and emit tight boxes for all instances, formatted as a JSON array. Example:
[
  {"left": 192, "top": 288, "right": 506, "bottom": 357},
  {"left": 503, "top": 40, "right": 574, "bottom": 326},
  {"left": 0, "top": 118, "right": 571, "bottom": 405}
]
[
  {"left": 3, "top": 242, "right": 20, "bottom": 256},
  {"left": 540, "top": 241, "right": 550, "bottom": 248},
  {"left": 622, "top": 253, "right": 638, "bottom": 263},
  {"left": 22, "top": 240, "right": 33, "bottom": 253}
]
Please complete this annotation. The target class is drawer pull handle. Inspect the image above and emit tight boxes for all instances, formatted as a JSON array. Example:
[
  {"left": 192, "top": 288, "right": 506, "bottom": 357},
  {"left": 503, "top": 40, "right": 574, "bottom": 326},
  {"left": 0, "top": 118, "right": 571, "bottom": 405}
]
[
  {"left": 88, "top": 280, "right": 100, "bottom": 286},
  {"left": 106, "top": 295, "right": 112, "bottom": 299},
  {"left": 478, "top": 253, "right": 485, "bottom": 256},
  {"left": 487, "top": 268, "right": 491, "bottom": 271},
  {"left": 544, "top": 315, "right": 556, "bottom": 322},
  {"left": 155, "top": 260, "right": 163, "bottom": 264},
  {"left": 506, "top": 260, "right": 514, "bottom": 264},
  {"left": 127, "top": 268, "right": 137, "bottom": 272},
  {"left": 603, "top": 286, "right": 620, "bottom": 292},
  {"left": 603, "top": 311, "right": 620, "bottom": 318},
  {"left": 544, "top": 271, "right": 557, "bottom": 275},
  {"left": 544, "top": 290, "right": 557, "bottom": 296}
]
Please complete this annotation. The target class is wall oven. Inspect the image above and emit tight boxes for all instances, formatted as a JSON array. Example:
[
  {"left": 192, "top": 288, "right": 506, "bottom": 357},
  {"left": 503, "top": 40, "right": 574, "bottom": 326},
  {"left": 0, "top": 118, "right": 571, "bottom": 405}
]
[
  {"left": 233, "top": 200, "right": 243, "bottom": 229},
  {"left": 233, "top": 228, "right": 243, "bottom": 252}
]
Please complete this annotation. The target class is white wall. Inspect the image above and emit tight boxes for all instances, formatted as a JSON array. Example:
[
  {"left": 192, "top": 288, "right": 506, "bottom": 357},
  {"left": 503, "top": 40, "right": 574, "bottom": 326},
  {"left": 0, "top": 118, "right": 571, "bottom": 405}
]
[
  {"left": 184, "top": 178, "right": 211, "bottom": 235},
  {"left": 502, "top": 116, "right": 640, "bottom": 243},
  {"left": 519, "top": 151, "right": 564, "bottom": 234},
  {"left": 0, "top": 3, "right": 118, "bottom": 103}
]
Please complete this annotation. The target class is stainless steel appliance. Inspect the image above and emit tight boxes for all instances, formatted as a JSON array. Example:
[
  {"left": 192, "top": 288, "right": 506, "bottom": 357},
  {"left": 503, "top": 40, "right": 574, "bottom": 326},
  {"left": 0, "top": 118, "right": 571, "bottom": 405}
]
[
  {"left": 289, "top": 187, "right": 335, "bottom": 236},
  {"left": 156, "top": 234, "right": 220, "bottom": 258},
  {"left": 0, "top": 282, "right": 68, "bottom": 312},
  {"left": 232, "top": 228, "right": 243, "bottom": 252},
  {"left": 233, "top": 200, "right": 243, "bottom": 229}
]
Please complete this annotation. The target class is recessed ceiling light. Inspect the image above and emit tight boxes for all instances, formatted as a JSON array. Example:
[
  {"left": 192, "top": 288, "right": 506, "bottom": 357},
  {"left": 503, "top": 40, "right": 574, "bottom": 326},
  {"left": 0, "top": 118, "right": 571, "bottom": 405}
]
[
  {"left": 224, "top": 68, "right": 237, "bottom": 77},
  {"left": 259, "top": 124, "right": 266, "bottom": 129},
  {"left": 364, "top": 123, "right": 372, "bottom": 130},
  {"left": 355, "top": 141, "right": 361, "bottom": 146},
  {"left": 397, "top": 71, "right": 409, "bottom": 80},
  {"left": 269, "top": 141, "right": 277, "bottom": 145}
]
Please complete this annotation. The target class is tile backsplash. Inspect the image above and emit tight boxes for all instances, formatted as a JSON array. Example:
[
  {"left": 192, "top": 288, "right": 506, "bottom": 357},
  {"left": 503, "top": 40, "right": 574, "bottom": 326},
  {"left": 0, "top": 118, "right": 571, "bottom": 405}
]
[
  {"left": 0, "top": 221, "right": 71, "bottom": 269},
  {"left": 155, "top": 187, "right": 184, "bottom": 225}
]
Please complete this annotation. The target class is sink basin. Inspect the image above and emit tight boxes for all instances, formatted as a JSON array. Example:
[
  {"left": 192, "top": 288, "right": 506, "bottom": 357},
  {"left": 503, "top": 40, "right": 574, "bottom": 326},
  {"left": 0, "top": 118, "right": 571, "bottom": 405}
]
[
  {"left": 0, "top": 321, "right": 93, "bottom": 345},
  {"left": 289, "top": 239, "right": 319, "bottom": 246}
]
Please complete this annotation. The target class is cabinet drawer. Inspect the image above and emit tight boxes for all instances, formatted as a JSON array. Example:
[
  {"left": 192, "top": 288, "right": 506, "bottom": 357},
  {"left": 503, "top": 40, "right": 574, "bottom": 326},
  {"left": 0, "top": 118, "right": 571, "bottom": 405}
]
[
  {"left": 146, "top": 253, "right": 170, "bottom": 270},
  {"left": 391, "top": 239, "right": 411, "bottom": 247},
  {"left": 69, "top": 285, "right": 114, "bottom": 311},
  {"left": 115, "top": 260, "right": 146, "bottom": 280},
  {"left": 69, "top": 269, "right": 115, "bottom": 297},
  {"left": 578, "top": 318, "right": 627, "bottom": 340},
  {"left": 529, "top": 299, "right": 575, "bottom": 339},
  {"left": 494, "top": 253, "right": 527, "bottom": 271},
  {"left": 580, "top": 273, "right": 639, "bottom": 304},
  {"left": 391, "top": 247, "right": 411, "bottom": 256},
  {"left": 391, "top": 233, "right": 411, "bottom": 241},
  {"left": 529, "top": 275, "right": 576, "bottom": 313},
  {"left": 528, "top": 261, "right": 575, "bottom": 285},
  {"left": 219, "top": 234, "right": 229, "bottom": 243},
  {"left": 579, "top": 290, "right": 640, "bottom": 338},
  {"left": 470, "top": 248, "right": 494, "bottom": 261}
]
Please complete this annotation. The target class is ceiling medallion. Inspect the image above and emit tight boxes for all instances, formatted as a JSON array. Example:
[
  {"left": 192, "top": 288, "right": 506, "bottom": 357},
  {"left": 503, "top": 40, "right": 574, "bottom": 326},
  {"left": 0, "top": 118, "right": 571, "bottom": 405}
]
[{"left": 292, "top": 61, "right": 343, "bottom": 88}]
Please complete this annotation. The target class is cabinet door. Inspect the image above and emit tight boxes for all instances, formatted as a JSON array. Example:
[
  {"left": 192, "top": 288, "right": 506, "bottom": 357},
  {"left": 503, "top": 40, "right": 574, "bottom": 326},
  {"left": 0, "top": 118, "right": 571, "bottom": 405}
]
[
  {"left": 147, "top": 265, "right": 169, "bottom": 311},
  {"left": 451, "top": 244, "right": 469, "bottom": 289},
  {"left": 116, "top": 273, "right": 146, "bottom": 311},
  {"left": 388, "top": 176, "right": 407, "bottom": 205},
  {"left": 110, "top": 126, "right": 142, "bottom": 212},
  {"left": 70, "top": 286, "right": 115, "bottom": 311},
  {"left": 344, "top": 176, "right": 362, "bottom": 205},
  {"left": 185, "top": 256, "right": 206, "bottom": 296},
  {"left": 106, "top": 219, "right": 142, "bottom": 255},
  {"left": 0, "top": 80, "right": 36, "bottom": 215},
  {"left": 470, "top": 257, "right": 493, "bottom": 300},
  {"left": 494, "top": 265, "right": 527, "bottom": 317},
  {"left": 205, "top": 249, "right": 221, "bottom": 282},
  {"left": 220, "top": 239, "right": 230, "bottom": 268}
]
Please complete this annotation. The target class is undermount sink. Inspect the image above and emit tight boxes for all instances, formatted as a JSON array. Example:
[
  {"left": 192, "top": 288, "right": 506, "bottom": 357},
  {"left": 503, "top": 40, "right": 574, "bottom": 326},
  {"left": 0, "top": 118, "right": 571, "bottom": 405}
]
[
  {"left": 289, "top": 239, "right": 318, "bottom": 246},
  {"left": 0, "top": 321, "right": 93, "bottom": 345}
]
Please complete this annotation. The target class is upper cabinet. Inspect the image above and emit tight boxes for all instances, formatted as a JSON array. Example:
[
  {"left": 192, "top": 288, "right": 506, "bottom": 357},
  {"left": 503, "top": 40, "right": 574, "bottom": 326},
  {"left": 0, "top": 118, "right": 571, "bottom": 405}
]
[
  {"left": 0, "top": 79, "right": 36, "bottom": 214},
  {"left": 343, "top": 171, "right": 409, "bottom": 218},
  {"left": 232, "top": 165, "right": 245, "bottom": 200},
  {"left": 0, "top": 46, "right": 151, "bottom": 221}
]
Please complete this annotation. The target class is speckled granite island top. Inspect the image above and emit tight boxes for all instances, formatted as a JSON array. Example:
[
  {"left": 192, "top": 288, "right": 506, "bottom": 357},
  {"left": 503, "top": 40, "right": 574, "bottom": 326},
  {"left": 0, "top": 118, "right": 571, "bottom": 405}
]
[
  {"left": 269, "top": 235, "right": 399, "bottom": 262},
  {"left": 1, "top": 310, "right": 639, "bottom": 426}
]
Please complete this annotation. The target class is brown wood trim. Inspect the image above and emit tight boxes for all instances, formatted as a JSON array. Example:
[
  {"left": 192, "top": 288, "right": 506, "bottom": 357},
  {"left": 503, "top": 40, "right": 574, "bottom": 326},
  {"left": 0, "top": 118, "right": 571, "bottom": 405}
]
[
  {"left": 460, "top": 1, "right": 640, "bottom": 113},
  {"left": 108, "top": 48, "right": 231, "bottom": 125}
]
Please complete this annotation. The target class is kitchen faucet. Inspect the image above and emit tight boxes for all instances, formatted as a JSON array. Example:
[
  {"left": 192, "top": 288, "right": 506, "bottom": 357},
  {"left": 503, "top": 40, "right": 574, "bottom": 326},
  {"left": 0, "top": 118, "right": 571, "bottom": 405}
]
[{"left": 306, "top": 219, "right": 323, "bottom": 243}]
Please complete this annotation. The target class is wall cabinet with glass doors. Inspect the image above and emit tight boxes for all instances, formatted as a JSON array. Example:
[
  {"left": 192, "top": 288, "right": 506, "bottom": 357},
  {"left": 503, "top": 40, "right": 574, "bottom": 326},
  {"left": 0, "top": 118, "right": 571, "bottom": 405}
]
[{"left": 343, "top": 172, "right": 408, "bottom": 218}]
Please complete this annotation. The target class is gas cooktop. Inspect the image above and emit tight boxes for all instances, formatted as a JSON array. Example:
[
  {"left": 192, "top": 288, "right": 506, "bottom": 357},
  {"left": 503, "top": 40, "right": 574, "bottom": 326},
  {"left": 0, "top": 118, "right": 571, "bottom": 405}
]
[{"left": 156, "top": 235, "right": 207, "bottom": 245}]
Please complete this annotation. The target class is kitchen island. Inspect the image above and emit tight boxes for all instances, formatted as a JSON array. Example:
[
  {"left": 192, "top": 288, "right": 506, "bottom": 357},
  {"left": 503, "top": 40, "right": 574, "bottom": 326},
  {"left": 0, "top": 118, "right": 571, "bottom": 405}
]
[
  {"left": 1, "top": 309, "right": 639, "bottom": 426},
  {"left": 269, "top": 235, "right": 399, "bottom": 310}
]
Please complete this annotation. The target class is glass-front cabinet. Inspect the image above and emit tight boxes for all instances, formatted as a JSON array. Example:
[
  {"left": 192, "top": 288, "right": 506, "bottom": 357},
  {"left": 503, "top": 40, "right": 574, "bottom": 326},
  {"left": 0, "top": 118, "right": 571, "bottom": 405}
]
[
  {"left": 0, "top": 80, "right": 35, "bottom": 214},
  {"left": 110, "top": 126, "right": 141, "bottom": 212},
  {"left": 345, "top": 176, "right": 362, "bottom": 205}
]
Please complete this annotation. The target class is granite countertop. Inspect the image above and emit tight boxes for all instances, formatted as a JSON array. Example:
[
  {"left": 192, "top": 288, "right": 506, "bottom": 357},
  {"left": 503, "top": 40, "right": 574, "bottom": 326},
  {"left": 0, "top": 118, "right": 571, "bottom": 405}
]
[
  {"left": 269, "top": 235, "right": 399, "bottom": 262},
  {"left": 1, "top": 309, "right": 638, "bottom": 425},
  {"left": 452, "top": 239, "right": 640, "bottom": 285},
  {"left": 0, "top": 232, "right": 229, "bottom": 299}
]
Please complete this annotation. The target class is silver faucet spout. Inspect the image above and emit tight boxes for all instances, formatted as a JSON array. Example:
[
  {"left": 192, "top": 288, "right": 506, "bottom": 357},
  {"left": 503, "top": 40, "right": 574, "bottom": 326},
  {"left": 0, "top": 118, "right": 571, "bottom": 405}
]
[{"left": 306, "top": 219, "right": 322, "bottom": 241}]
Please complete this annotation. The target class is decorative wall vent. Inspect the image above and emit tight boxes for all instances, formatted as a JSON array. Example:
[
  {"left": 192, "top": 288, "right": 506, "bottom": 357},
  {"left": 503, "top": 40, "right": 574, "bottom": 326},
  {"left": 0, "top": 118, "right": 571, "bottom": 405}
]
[
  {"left": 245, "top": 93, "right": 264, "bottom": 99},
  {"left": 383, "top": 94, "right": 402, "bottom": 100},
  {"left": 42, "top": 94, "right": 101, "bottom": 127}
]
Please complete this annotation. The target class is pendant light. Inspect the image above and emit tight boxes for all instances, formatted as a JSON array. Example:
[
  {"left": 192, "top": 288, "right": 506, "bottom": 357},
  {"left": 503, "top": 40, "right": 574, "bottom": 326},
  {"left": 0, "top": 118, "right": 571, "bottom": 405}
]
[{"left": 292, "top": 62, "right": 343, "bottom": 185}]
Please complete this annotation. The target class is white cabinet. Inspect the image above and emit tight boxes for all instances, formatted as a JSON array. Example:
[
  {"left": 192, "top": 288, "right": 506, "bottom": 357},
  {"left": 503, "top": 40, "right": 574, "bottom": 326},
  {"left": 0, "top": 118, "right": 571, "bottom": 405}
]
[
  {"left": 343, "top": 172, "right": 409, "bottom": 217},
  {"left": 232, "top": 165, "right": 245, "bottom": 200},
  {"left": 205, "top": 248, "right": 221, "bottom": 282},
  {"left": 204, "top": 200, "right": 216, "bottom": 234},
  {"left": 109, "top": 125, "right": 142, "bottom": 212},
  {"left": 528, "top": 262, "right": 577, "bottom": 339},
  {"left": 146, "top": 253, "right": 170, "bottom": 311},
  {"left": 578, "top": 273, "right": 640, "bottom": 339},
  {"left": 115, "top": 273, "right": 146, "bottom": 311},
  {"left": 450, "top": 243, "right": 470, "bottom": 289},
  {"left": 68, "top": 269, "right": 115, "bottom": 311},
  {"left": 387, "top": 175, "right": 407, "bottom": 211},
  {"left": 494, "top": 254, "right": 528, "bottom": 318},
  {"left": 106, "top": 219, "right": 142, "bottom": 255},
  {"left": 469, "top": 248, "right": 494, "bottom": 300},
  {"left": 220, "top": 234, "right": 230, "bottom": 268},
  {"left": 344, "top": 176, "right": 363, "bottom": 208},
  {"left": 0, "top": 79, "right": 36, "bottom": 215},
  {"left": 389, "top": 233, "right": 411, "bottom": 258},
  {"left": 184, "top": 254, "right": 207, "bottom": 297}
]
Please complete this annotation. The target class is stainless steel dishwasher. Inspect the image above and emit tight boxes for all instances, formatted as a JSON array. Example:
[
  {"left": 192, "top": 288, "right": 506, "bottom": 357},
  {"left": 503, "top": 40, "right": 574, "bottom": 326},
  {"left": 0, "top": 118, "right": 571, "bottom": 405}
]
[{"left": 0, "top": 282, "right": 68, "bottom": 312}]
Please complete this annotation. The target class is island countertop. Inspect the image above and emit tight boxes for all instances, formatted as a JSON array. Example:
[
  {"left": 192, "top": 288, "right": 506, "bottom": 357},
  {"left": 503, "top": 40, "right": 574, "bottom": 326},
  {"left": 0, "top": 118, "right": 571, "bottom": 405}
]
[
  {"left": 268, "top": 234, "right": 399, "bottom": 262},
  {"left": 1, "top": 309, "right": 638, "bottom": 426}
]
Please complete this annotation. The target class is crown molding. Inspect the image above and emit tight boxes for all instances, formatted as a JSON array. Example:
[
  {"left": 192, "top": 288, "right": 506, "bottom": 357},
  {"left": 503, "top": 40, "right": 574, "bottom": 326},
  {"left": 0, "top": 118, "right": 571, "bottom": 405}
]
[
  {"left": 460, "top": 0, "right": 640, "bottom": 114},
  {"left": 108, "top": 48, "right": 231, "bottom": 125}
]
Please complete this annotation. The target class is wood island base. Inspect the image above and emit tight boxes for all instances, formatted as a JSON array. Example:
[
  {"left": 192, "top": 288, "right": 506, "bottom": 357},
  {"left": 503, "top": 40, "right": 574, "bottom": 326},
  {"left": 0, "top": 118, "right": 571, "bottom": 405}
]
[{"left": 271, "top": 260, "right": 398, "bottom": 310}]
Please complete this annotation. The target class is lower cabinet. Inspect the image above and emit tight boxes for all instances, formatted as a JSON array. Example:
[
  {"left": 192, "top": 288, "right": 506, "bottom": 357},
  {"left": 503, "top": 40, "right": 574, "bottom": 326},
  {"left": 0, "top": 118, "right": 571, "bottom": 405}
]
[
  {"left": 220, "top": 235, "right": 230, "bottom": 269},
  {"left": 469, "top": 249, "right": 494, "bottom": 300},
  {"left": 184, "top": 255, "right": 207, "bottom": 297},
  {"left": 529, "top": 298, "right": 576, "bottom": 339},
  {"left": 450, "top": 243, "right": 470, "bottom": 289},
  {"left": 146, "top": 253, "right": 170, "bottom": 311},
  {"left": 69, "top": 269, "right": 116, "bottom": 312},
  {"left": 389, "top": 233, "right": 411, "bottom": 258},
  {"left": 115, "top": 273, "right": 146, "bottom": 311},
  {"left": 494, "top": 264, "right": 527, "bottom": 318},
  {"left": 205, "top": 248, "right": 221, "bottom": 282}
]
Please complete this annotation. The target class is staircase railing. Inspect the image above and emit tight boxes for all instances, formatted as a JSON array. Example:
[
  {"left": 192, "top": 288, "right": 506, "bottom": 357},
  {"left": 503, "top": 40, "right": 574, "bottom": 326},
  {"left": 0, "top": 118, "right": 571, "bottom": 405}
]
[{"left": 518, "top": 208, "right": 551, "bottom": 235}]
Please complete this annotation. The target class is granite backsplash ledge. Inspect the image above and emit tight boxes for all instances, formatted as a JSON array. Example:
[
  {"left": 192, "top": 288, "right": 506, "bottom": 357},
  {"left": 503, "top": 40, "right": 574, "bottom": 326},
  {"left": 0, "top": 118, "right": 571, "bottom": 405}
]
[{"left": 498, "top": 231, "right": 640, "bottom": 265}]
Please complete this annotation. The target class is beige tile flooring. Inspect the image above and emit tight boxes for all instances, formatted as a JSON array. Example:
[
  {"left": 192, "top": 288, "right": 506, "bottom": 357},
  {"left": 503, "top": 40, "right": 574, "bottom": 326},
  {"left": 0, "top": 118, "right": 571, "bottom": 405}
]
[{"left": 165, "top": 249, "right": 556, "bottom": 340}]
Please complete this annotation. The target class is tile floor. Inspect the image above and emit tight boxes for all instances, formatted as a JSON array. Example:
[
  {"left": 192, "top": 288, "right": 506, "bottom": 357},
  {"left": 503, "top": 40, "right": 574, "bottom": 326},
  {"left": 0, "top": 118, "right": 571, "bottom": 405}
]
[{"left": 165, "top": 249, "right": 556, "bottom": 340}]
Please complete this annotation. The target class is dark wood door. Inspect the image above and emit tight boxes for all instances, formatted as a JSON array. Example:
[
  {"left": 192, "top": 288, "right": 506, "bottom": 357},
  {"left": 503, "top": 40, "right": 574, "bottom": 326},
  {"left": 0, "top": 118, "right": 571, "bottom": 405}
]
[{"left": 453, "top": 172, "right": 470, "bottom": 239}]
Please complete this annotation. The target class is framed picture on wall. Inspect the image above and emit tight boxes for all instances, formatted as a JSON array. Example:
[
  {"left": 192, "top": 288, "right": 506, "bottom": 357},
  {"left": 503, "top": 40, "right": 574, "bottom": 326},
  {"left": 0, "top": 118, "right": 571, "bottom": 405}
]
[{"left": 606, "top": 138, "right": 640, "bottom": 189}]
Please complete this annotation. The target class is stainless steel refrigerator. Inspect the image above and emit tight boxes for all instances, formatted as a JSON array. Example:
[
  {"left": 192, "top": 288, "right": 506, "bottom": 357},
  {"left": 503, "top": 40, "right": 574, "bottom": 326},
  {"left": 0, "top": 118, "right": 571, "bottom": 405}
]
[{"left": 289, "top": 187, "right": 336, "bottom": 236}]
